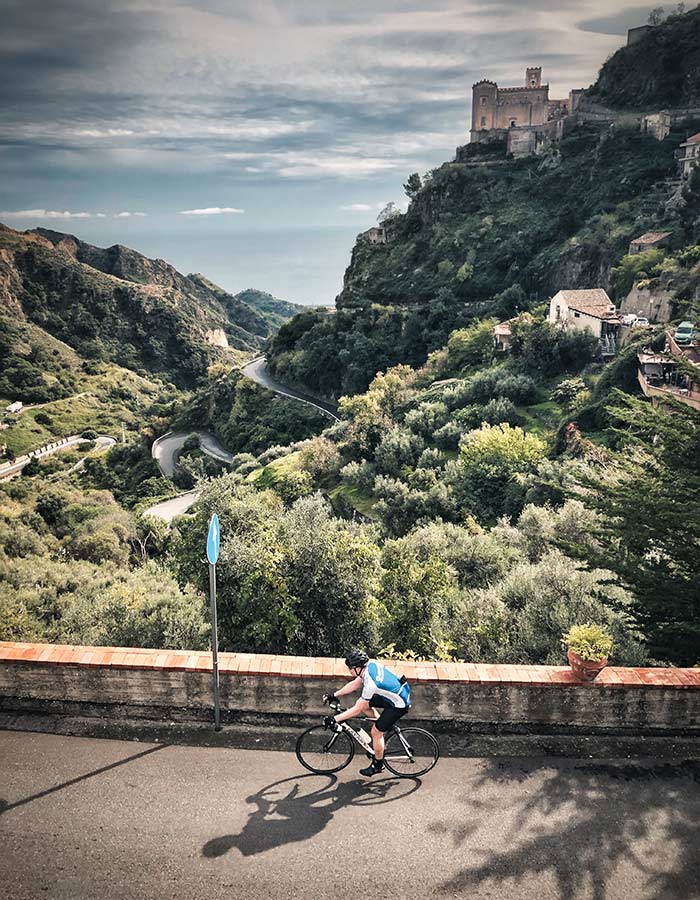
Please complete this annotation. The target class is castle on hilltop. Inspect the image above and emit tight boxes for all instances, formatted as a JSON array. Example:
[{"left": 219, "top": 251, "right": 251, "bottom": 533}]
[{"left": 470, "top": 67, "right": 585, "bottom": 156}]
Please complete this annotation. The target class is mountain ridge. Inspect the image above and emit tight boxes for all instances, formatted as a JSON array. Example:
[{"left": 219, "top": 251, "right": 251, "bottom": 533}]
[{"left": 0, "top": 224, "right": 299, "bottom": 388}]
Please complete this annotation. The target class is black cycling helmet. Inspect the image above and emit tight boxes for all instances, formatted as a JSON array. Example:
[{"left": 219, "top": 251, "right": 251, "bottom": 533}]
[{"left": 345, "top": 649, "right": 369, "bottom": 669}]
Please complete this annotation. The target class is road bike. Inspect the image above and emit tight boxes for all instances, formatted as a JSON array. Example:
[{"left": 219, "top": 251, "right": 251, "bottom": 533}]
[{"left": 295, "top": 699, "right": 439, "bottom": 778}]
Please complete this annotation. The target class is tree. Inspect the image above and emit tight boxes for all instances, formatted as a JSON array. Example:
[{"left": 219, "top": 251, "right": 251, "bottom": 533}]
[
  {"left": 575, "top": 392, "right": 700, "bottom": 664},
  {"left": 452, "top": 423, "right": 546, "bottom": 523},
  {"left": 403, "top": 173, "right": 422, "bottom": 200},
  {"left": 648, "top": 7, "right": 665, "bottom": 24},
  {"left": 377, "top": 202, "right": 399, "bottom": 224}
]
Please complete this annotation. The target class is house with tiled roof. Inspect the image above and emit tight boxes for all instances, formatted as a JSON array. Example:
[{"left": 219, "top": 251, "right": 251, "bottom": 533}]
[
  {"left": 678, "top": 133, "right": 700, "bottom": 180},
  {"left": 628, "top": 231, "right": 672, "bottom": 255},
  {"left": 548, "top": 289, "right": 621, "bottom": 354}
]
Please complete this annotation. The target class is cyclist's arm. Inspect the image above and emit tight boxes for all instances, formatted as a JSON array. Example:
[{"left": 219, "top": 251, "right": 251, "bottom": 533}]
[
  {"left": 333, "top": 675, "right": 362, "bottom": 697},
  {"left": 334, "top": 698, "right": 370, "bottom": 723}
]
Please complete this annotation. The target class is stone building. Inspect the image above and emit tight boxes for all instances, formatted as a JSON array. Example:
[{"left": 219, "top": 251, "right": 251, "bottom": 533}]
[
  {"left": 678, "top": 133, "right": 700, "bottom": 180},
  {"left": 548, "top": 289, "right": 621, "bottom": 353},
  {"left": 628, "top": 231, "right": 672, "bottom": 255},
  {"left": 640, "top": 110, "right": 671, "bottom": 141},
  {"left": 470, "top": 67, "right": 580, "bottom": 146},
  {"left": 627, "top": 24, "right": 655, "bottom": 45},
  {"left": 364, "top": 225, "right": 386, "bottom": 245}
]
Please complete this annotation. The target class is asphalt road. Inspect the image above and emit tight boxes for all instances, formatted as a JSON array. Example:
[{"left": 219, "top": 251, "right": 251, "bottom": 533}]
[
  {"left": 0, "top": 435, "right": 116, "bottom": 479},
  {"left": 1, "top": 731, "right": 698, "bottom": 900},
  {"left": 151, "top": 430, "right": 235, "bottom": 478},
  {"left": 241, "top": 357, "right": 339, "bottom": 420},
  {"left": 144, "top": 489, "right": 201, "bottom": 522}
]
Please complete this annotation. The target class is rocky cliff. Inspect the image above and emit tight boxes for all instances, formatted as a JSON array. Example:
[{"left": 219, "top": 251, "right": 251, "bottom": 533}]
[{"left": 588, "top": 7, "right": 700, "bottom": 111}]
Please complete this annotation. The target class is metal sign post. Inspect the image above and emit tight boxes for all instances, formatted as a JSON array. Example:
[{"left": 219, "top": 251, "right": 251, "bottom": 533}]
[{"left": 207, "top": 513, "right": 221, "bottom": 731}]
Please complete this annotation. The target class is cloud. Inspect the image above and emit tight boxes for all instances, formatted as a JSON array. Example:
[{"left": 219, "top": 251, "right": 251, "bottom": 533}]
[
  {"left": 115, "top": 211, "right": 147, "bottom": 217},
  {"left": 277, "top": 153, "right": 404, "bottom": 178},
  {"left": 340, "top": 203, "right": 374, "bottom": 212},
  {"left": 75, "top": 128, "right": 136, "bottom": 137},
  {"left": 0, "top": 208, "right": 92, "bottom": 219},
  {"left": 179, "top": 206, "right": 245, "bottom": 215}
]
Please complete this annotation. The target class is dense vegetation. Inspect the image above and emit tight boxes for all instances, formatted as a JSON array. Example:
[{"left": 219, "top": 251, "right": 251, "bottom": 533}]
[{"left": 175, "top": 367, "right": 328, "bottom": 456}]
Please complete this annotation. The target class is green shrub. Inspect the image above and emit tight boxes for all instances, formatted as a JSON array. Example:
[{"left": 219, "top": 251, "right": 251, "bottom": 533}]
[{"left": 562, "top": 622, "right": 613, "bottom": 661}]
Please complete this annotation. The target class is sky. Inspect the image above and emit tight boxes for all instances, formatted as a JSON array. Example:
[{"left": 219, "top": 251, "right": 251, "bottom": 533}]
[{"left": 0, "top": 1, "right": 659, "bottom": 305}]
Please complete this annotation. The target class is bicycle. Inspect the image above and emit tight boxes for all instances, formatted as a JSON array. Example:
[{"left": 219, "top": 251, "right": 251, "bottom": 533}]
[{"left": 295, "top": 699, "right": 439, "bottom": 778}]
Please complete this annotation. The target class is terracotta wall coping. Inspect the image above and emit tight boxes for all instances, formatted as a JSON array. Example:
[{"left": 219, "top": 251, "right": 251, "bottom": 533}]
[{"left": 1, "top": 642, "right": 698, "bottom": 689}]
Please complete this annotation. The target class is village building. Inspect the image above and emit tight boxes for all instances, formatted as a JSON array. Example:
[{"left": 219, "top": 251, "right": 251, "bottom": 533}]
[
  {"left": 548, "top": 289, "right": 621, "bottom": 354},
  {"left": 364, "top": 225, "right": 386, "bottom": 245},
  {"left": 640, "top": 111, "right": 671, "bottom": 141},
  {"left": 5, "top": 402, "right": 23, "bottom": 414},
  {"left": 637, "top": 329, "right": 700, "bottom": 411},
  {"left": 628, "top": 231, "right": 672, "bottom": 255},
  {"left": 626, "top": 24, "right": 655, "bottom": 45},
  {"left": 493, "top": 319, "right": 515, "bottom": 352},
  {"left": 677, "top": 133, "right": 700, "bottom": 180}
]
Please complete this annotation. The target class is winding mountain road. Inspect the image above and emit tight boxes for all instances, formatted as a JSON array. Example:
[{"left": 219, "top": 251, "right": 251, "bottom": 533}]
[
  {"left": 145, "top": 357, "right": 338, "bottom": 523},
  {"left": 241, "top": 357, "right": 339, "bottom": 420}
]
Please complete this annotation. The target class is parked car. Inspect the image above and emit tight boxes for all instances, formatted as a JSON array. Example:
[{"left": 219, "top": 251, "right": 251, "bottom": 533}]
[
  {"left": 674, "top": 321, "right": 695, "bottom": 345},
  {"left": 621, "top": 313, "right": 638, "bottom": 326},
  {"left": 635, "top": 317, "right": 650, "bottom": 327}
]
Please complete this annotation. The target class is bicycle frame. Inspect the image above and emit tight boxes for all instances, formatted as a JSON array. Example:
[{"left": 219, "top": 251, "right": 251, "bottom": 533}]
[{"left": 324, "top": 701, "right": 414, "bottom": 762}]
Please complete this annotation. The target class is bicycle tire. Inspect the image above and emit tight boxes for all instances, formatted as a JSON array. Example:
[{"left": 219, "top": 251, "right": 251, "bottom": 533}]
[
  {"left": 296, "top": 725, "right": 355, "bottom": 774},
  {"left": 382, "top": 727, "right": 439, "bottom": 778}
]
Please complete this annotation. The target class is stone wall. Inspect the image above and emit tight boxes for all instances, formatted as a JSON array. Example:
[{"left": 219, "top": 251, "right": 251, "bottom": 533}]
[{"left": 1, "top": 642, "right": 699, "bottom": 737}]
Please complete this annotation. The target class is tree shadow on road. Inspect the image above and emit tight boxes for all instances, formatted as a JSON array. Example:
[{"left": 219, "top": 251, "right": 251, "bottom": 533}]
[
  {"left": 202, "top": 772, "right": 420, "bottom": 858},
  {"left": 430, "top": 758, "right": 700, "bottom": 900}
]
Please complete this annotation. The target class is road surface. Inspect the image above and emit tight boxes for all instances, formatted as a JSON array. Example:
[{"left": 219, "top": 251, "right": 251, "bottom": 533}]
[
  {"left": 151, "top": 430, "right": 235, "bottom": 478},
  {"left": 144, "top": 489, "right": 201, "bottom": 522},
  {"left": 242, "top": 357, "right": 339, "bottom": 420},
  {"left": 0, "top": 434, "right": 115, "bottom": 479},
  {"left": 0, "top": 730, "right": 698, "bottom": 900}
]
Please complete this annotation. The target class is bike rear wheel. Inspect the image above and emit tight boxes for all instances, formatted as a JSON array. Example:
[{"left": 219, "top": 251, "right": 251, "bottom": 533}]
[
  {"left": 382, "top": 727, "right": 439, "bottom": 778},
  {"left": 296, "top": 725, "right": 355, "bottom": 774}
]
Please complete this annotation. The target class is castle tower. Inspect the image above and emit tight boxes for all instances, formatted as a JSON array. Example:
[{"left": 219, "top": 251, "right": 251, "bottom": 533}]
[
  {"left": 471, "top": 79, "right": 498, "bottom": 140},
  {"left": 525, "top": 67, "right": 542, "bottom": 88}
]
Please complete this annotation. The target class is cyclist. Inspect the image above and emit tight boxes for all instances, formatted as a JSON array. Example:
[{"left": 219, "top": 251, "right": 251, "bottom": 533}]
[{"left": 322, "top": 649, "right": 411, "bottom": 777}]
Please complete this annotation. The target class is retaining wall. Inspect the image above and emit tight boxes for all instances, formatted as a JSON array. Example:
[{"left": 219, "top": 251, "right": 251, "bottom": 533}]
[{"left": 1, "top": 642, "right": 699, "bottom": 737}]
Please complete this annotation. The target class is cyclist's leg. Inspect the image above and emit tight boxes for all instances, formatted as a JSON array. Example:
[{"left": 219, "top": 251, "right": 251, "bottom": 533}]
[{"left": 372, "top": 705, "right": 408, "bottom": 761}]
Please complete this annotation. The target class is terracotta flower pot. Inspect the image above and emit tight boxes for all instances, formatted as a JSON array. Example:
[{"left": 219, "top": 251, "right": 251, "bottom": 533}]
[{"left": 567, "top": 649, "right": 607, "bottom": 682}]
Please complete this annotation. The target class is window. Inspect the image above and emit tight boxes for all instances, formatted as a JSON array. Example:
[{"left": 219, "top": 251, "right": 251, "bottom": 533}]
[
  {"left": 480, "top": 96, "right": 487, "bottom": 106},
  {"left": 510, "top": 119, "right": 517, "bottom": 127},
  {"left": 574, "top": 312, "right": 580, "bottom": 318},
  {"left": 480, "top": 116, "right": 486, "bottom": 127}
]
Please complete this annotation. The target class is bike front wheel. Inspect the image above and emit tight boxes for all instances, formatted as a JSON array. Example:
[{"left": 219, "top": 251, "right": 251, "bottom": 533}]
[
  {"left": 296, "top": 725, "right": 355, "bottom": 774},
  {"left": 383, "top": 727, "right": 439, "bottom": 778}
]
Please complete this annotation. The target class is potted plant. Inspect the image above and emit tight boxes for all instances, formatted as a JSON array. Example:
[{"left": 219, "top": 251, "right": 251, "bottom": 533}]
[{"left": 562, "top": 623, "right": 613, "bottom": 682}]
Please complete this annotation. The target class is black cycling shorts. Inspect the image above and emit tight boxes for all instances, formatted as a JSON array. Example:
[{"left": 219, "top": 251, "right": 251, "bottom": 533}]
[{"left": 369, "top": 696, "right": 409, "bottom": 732}]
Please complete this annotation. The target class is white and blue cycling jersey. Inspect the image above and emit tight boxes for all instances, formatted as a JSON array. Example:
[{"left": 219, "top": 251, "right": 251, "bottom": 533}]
[{"left": 361, "top": 661, "right": 411, "bottom": 709}]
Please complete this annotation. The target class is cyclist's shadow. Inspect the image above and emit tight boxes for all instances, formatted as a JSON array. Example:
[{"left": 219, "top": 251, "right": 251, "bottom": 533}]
[{"left": 202, "top": 773, "right": 421, "bottom": 858}]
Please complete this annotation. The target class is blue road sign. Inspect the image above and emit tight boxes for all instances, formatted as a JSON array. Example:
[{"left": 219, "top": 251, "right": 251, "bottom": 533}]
[{"left": 207, "top": 513, "right": 220, "bottom": 566}]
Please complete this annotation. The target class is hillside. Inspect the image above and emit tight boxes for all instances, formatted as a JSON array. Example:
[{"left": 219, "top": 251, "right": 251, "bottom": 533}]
[
  {"left": 268, "top": 10, "right": 700, "bottom": 399},
  {"left": 0, "top": 225, "right": 297, "bottom": 388},
  {"left": 588, "top": 7, "right": 700, "bottom": 110},
  {"left": 269, "top": 123, "right": 699, "bottom": 397}
]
